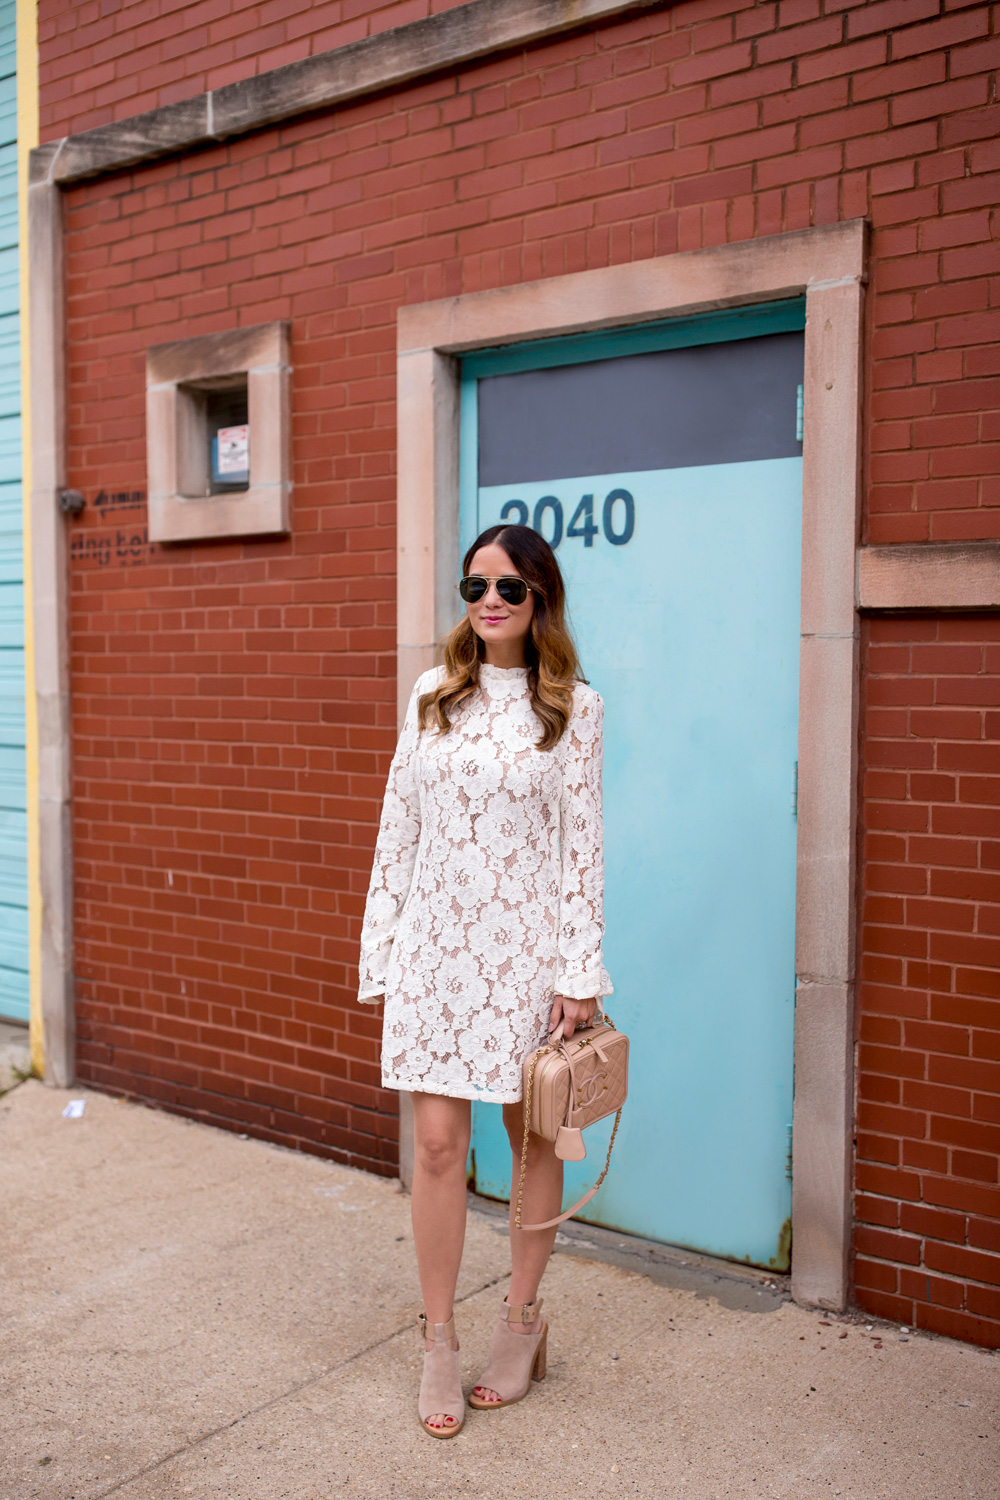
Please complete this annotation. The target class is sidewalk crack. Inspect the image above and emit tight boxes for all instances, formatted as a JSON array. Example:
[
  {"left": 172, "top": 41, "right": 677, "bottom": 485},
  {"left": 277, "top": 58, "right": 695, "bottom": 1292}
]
[{"left": 91, "top": 1271, "right": 510, "bottom": 1497}]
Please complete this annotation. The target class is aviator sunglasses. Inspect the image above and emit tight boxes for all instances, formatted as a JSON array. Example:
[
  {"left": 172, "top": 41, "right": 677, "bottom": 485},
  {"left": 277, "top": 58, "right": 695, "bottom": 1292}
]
[{"left": 458, "top": 574, "right": 533, "bottom": 606}]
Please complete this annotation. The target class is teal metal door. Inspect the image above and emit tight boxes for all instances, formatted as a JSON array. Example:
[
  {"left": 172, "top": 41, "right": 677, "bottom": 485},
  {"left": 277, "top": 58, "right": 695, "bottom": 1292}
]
[
  {"left": 0, "top": 1, "right": 26, "bottom": 1023},
  {"left": 462, "top": 305, "right": 803, "bottom": 1269}
]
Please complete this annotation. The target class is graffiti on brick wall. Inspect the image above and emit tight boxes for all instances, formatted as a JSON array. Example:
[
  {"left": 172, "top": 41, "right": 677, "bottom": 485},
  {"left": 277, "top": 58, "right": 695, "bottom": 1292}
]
[
  {"left": 70, "top": 528, "right": 155, "bottom": 567},
  {"left": 69, "top": 490, "right": 155, "bottom": 567}
]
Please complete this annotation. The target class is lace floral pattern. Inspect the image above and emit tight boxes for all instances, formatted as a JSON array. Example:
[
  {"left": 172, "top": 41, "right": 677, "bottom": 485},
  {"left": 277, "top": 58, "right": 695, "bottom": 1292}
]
[{"left": 357, "top": 663, "right": 613, "bottom": 1102}]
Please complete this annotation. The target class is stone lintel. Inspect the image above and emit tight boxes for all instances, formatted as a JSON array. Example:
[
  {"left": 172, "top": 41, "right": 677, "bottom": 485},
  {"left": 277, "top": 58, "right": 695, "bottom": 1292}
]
[{"left": 31, "top": 0, "right": 669, "bottom": 185}]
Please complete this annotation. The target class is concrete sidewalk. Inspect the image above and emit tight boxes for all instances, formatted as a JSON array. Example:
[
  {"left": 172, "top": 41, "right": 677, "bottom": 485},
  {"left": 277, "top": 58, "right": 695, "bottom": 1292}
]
[{"left": 1, "top": 1080, "right": 996, "bottom": 1500}]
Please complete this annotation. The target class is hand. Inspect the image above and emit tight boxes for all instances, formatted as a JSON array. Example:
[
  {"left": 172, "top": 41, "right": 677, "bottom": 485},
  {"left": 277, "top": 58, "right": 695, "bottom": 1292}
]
[{"left": 549, "top": 993, "right": 597, "bottom": 1041}]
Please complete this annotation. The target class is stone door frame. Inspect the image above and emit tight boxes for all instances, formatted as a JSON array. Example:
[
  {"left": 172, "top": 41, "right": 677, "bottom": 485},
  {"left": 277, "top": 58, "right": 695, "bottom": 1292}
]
[{"left": 395, "top": 220, "right": 867, "bottom": 1311}]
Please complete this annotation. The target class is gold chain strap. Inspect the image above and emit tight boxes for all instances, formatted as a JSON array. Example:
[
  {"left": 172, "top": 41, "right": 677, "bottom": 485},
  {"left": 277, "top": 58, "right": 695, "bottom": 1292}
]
[
  {"left": 515, "top": 1044, "right": 547, "bottom": 1231},
  {"left": 514, "top": 1021, "right": 622, "bottom": 1231},
  {"left": 589, "top": 1104, "right": 623, "bottom": 1201}
]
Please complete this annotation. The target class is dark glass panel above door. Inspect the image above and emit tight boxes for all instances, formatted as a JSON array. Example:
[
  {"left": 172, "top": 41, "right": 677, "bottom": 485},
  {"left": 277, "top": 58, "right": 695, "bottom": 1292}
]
[{"left": 477, "top": 331, "right": 804, "bottom": 488}]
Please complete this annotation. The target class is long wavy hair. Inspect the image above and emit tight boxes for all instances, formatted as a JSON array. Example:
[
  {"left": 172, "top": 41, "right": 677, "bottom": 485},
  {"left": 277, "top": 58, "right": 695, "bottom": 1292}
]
[{"left": 418, "top": 524, "right": 583, "bottom": 751}]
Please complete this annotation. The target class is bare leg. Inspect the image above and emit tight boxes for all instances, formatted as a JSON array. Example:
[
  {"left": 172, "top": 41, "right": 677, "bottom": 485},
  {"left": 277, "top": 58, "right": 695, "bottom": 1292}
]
[
  {"left": 410, "top": 1092, "right": 471, "bottom": 1431},
  {"left": 473, "top": 1099, "right": 563, "bottom": 1404}
]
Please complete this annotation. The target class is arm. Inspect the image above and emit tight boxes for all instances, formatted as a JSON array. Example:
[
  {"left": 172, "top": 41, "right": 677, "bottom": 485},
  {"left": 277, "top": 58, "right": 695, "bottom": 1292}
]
[
  {"left": 356, "top": 674, "right": 427, "bottom": 1003},
  {"left": 552, "top": 687, "right": 614, "bottom": 1033}
]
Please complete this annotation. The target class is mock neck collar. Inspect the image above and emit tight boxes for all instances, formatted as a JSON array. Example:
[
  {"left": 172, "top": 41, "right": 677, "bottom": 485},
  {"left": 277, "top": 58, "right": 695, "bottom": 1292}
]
[{"left": 479, "top": 662, "right": 529, "bottom": 680}]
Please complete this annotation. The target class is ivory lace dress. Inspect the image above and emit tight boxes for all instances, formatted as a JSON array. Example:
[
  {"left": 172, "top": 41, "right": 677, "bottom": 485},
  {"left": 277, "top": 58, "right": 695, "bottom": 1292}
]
[{"left": 357, "top": 663, "right": 613, "bottom": 1103}]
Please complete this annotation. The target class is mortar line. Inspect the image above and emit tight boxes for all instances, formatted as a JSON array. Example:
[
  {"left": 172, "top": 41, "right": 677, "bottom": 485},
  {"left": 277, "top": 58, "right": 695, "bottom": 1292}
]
[{"left": 90, "top": 1271, "right": 511, "bottom": 1498}]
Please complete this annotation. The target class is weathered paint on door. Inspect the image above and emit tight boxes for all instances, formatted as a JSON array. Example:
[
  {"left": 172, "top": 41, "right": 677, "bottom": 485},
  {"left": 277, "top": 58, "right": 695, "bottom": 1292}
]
[
  {"left": 461, "top": 305, "right": 803, "bottom": 1269},
  {"left": 0, "top": 0, "right": 26, "bottom": 1023}
]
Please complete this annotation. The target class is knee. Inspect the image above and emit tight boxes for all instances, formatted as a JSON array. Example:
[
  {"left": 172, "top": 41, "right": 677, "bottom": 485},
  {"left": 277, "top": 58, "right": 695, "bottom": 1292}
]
[{"left": 416, "top": 1131, "right": 467, "bottom": 1180}]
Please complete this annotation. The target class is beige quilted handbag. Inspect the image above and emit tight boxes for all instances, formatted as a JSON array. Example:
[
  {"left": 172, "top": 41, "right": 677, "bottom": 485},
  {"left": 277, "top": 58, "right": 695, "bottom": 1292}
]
[{"left": 515, "top": 1015, "right": 629, "bottom": 1231}]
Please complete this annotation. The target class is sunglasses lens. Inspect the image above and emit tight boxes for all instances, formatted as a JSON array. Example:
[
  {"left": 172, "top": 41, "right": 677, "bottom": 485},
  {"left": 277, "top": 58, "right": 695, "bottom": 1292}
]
[
  {"left": 496, "top": 578, "right": 528, "bottom": 605},
  {"left": 459, "top": 576, "right": 488, "bottom": 602}
]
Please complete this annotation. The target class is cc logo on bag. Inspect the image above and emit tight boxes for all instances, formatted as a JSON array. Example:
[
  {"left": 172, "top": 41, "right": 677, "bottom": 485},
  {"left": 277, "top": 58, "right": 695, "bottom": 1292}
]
[{"left": 576, "top": 1072, "right": 609, "bottom": 1107}]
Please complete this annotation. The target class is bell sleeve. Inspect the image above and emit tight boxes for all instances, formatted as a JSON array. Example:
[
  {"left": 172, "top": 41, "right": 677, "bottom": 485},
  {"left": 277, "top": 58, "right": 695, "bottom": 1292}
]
[
  {"left": 555, "top": 686, "right": 614, "bottom": 1001},
  {"left": 356, "top": 673, "right": 427, "bottom": 1003}
]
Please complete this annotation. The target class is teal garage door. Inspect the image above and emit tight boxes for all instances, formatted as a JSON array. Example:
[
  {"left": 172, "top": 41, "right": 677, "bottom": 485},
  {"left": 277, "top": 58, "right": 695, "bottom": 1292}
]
[
  {"left": 0, "top": 0, "right": 26, "bottom": 1023},
  {"left": 463, "top": 303, "right": 803, "bottom": 1270}
]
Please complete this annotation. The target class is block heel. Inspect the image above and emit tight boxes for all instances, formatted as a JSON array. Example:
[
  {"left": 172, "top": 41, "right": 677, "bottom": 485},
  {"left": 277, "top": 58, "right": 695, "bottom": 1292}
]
[
  {"left": 532, "top": 1327, "right": 547, "bottom": 1381},
  {"left": 469, "top": 1298, "right": 548, "bottom": 1411}
]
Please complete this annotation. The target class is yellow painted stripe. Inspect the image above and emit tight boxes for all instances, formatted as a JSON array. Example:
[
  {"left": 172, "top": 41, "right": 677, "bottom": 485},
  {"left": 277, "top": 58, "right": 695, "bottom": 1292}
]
[{"left": 17, "top": 0, "right": 41, "bottom": 1075}]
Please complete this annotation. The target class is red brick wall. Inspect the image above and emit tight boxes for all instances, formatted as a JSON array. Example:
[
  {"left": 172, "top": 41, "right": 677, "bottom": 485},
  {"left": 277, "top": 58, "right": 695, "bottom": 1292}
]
[
  {"left": 52, "top": 2, "right": 999, "bottom": 1323},
  {"left": 39, "top": 0, "right": 475, "bottom": 139},
  {"left": 858, "top": 616, "right": 1000, "bottom": 1349}
]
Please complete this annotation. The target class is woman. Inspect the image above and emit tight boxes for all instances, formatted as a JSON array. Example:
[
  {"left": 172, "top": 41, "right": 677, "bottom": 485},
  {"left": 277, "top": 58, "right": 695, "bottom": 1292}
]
[{"left": 357, "top": 522, "right": 612, "bottom": 1437}]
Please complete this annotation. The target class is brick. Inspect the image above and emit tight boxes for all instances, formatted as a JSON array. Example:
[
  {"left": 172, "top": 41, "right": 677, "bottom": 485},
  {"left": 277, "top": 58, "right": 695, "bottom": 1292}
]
[
  {"left": 969, "top": 1217, "right": 1000, "bottom": 1254},
  {"left": 708, "top": 59, "right": 792, "bottom": 106},
  {"left": 949, "top": 37, "right": 1000, "bottom": 81},
  {"left": 891, "top": 9, "right": 990, "bottom": 62},
  {"left": 735, "top": 4, "right": 777, "bottom": 40},
  {"left": 854, "top": 1256, "right": 899, "bottom": 1294},
  {"left": 713, "top": 122, "right": 795, "bottom": 167},
  {"left": 898, "top": 1268, "right": 965, "bottom": 1310},
  {"left": 676, "top": 101, "right": 758, "bottom": 146},
  {"left": 756, "top": 16, "right": 842, "bottom": 64},
  {"left": 925, "top": 1239, "right": 1000, "bottom": 1286},
  {"left": 892, "top": 76, "right": 991, "bottom": 128},
  {"left": 931, "top": 1112, "right": 1000, "bottom": 1155},
  {"left": 673, "top": 165, "right": 753, "bottom": 207},
  {"left": 952, "top": 1150, "right": 999, "bottom": 1184},
  {"left": 964, "top": 1283, "right": 1000, "bottom": 1332},
  {"left": 928, "top": 1052, "right": 1000, "bottom": 1095},
  {"left": 846, "top": 0, "right": 939, "bottom": 38},
  {"left": 899, "top": 1201, "right": 967, "bottom": 1243},
  {"left": 900, "top": 1139, "right": 949, "bottom": 1174},
  {"left": 855, "top": 1162, "right": 923, "bottom": 1203},
  {"left": 921, "top": 211, "right": 992, "bottom": 252},
  {"left": 671, "top": 41, "right": 751, "bottom": 88},
  {"left": 916, "top": 1303, "right": 1000, "bottom": 1348},
  {"left": 943, "top": 172, "right": 1000, "bottom": 215},
  {"left": 801, "top": 100, "right": 889, "bottom": 150},
  {"left": 775, "top": 0, "right": 821, "bottom": 25},
  {"left": 798, "top": 34, "right": 886, "bottom": 85},
  {"left": 761, "top": 76, "right": 847, "bottom": 126},
  {"left": 871, "top": 186, "right": 941, "bottom": 229},
  {"left": 923, "top": 1174, "right": 1000, "bottom": 1221},
  {"left": 855, "top": 1225, "right": 922, "bottom": 1265},
  {"left": 856, "top": 1192, "right": 900, "bottom": 1228},
  {"left": 855, "top": 1288, "right": 916, "bottom": 1327}
]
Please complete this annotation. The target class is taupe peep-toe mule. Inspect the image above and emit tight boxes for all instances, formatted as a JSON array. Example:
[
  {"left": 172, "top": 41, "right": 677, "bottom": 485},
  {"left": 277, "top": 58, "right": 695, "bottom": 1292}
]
[
  {"left": 469, "top": 1297, "right": 548, "bottom": 1410},
  {"left": 417, "top": 1314, "right": 465, "bottom": 1438}
]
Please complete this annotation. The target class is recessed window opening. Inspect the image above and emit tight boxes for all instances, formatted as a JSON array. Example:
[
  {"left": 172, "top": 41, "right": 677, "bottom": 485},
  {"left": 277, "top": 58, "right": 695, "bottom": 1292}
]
[{"left": 176, "top": 375, "right": 250, "bottom": 498}]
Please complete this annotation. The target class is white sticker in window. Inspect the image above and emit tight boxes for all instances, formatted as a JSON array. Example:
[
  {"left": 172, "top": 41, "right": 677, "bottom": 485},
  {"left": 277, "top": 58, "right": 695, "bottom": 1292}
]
[{"left": 217, "top": 424, "right": 249, "bottom": 475}]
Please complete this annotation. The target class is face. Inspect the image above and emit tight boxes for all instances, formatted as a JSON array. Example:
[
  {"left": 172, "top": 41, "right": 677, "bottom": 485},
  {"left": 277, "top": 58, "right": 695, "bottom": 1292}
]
[{"left": 464, "top": 543, "right": 535, "bottom": 656}]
